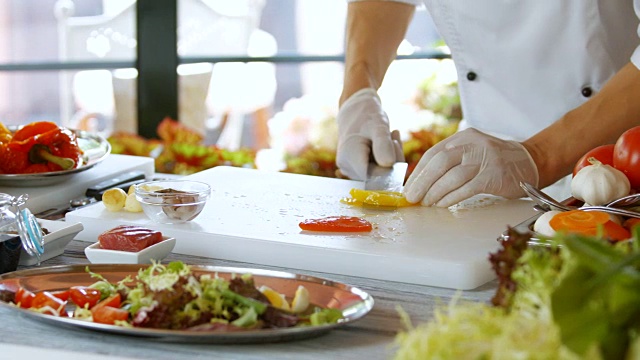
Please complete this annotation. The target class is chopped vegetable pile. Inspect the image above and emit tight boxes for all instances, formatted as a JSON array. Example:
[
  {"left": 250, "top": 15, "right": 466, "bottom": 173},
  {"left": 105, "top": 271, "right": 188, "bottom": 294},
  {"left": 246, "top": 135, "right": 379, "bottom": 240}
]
[
  {"left": 1, "top": 261, "right": 343, "bottom": 331},
  {"left": 393, "top": 228, "right": 640, "bottom": 360}
]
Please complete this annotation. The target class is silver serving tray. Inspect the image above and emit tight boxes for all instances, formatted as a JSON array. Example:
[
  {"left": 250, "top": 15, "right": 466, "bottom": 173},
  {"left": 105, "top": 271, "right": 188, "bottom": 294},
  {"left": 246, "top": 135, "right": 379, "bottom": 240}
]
[
  {"left": 498, "top": 212, "right": 542, "bottom": 242},
  {"left": 498, "top": 197, "right": 581, "bottom": 245},
  {"left": 0, "top": 128, "right": 111, "bottom": 187},
  {"left": 0, "top": 264, "right": 374, "bottom": 344}
]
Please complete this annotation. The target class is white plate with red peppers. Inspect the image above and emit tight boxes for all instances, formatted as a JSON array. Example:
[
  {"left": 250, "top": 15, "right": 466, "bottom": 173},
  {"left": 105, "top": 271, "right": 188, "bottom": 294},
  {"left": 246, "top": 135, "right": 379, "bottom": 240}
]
[{"left": 0, "top": 122, "right": 111, "bottom": 187}]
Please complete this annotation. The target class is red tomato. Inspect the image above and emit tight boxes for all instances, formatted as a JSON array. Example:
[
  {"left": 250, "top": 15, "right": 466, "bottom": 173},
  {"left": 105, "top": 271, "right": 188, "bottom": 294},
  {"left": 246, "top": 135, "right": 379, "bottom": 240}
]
[
  {"left": 15, "top": 287, "right": 35, "bottom": 309},
  {"left": 50, "top": 290, "right": 70, "bottom": 302},
  {"left": 603, "top": 221, "right": 631, "bottom": 242},
  {"left": 69, "top": 286, "right": 102, "bottom": 309},
  {"left": 91, "top": 293, "right": 122, "bottom": 312},
  {"left": 90, "top": 293, "right": 126, "bottom": 325},
  {"left": 299, "top": 216, "right": 373, "bottom": 232},
  {"left": 573, "top": 144, "right": 615, "bottom": 177},
  {"left": 91, "top": 306, "right": 129, "bottom": 325},
  {"left": 31, "top": 291, "right": 67, "bottom": 315},
  {"left": 614, "top": 126, "right": 640, "bottom": 189}
]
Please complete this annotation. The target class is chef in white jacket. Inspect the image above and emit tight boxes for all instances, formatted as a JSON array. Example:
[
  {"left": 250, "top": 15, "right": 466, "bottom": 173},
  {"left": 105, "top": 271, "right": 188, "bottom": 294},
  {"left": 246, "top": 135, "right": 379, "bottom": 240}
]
[{"left": 336, "top": 0, "right": 640, "bottom": 207}]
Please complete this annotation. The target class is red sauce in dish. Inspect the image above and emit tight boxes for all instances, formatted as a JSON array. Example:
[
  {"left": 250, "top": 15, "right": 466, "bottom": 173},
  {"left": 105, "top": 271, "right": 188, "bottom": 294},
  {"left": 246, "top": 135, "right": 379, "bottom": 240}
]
[
  {"left": 299, "top": 216, "right": 372, "bottom": 233},
  {"left": 98, "top": 225, "right": 163, "bottom": 252}
]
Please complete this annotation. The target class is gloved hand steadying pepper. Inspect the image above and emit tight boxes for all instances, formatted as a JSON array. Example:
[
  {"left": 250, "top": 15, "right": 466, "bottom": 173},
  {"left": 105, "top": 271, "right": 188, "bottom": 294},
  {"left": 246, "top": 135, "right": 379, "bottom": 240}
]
[
  {"left": 336, "top": 88, "right": 404, "bottom": 180},
  {"left": 403, "top": 128, "right": 539, "bottom": 207}
]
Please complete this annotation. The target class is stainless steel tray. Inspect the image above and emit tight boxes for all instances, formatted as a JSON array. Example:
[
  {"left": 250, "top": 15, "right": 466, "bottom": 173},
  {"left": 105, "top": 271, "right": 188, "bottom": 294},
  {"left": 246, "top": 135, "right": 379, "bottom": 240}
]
[
  {"left": 498, "top": 212, "right": 542, "bottom": 242},
  {"left": 498, "top": 197, "right": 579, "bottom": 245},
  {"left": 0, "top": 264, "right": 374, "bottom": 344}
]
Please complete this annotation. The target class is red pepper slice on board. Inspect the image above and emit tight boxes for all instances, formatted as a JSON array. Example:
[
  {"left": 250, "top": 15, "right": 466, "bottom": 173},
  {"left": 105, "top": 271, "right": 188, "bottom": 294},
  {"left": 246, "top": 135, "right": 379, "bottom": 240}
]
[{"left": 299, "top": 216, "right": 373, "bottom": 232}]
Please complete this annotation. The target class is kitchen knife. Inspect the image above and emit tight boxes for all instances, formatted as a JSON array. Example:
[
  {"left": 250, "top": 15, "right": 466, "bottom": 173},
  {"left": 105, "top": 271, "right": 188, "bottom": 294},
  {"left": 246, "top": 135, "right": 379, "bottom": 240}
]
[
  {"left": 35, "top": 170, "right": 147, "bottom": 220},
  {"left": 364, "top": 162, "right": 408, "bottom": 191},
  {"left": 85, "top": 170, "right": 146, "bottom": 200}
]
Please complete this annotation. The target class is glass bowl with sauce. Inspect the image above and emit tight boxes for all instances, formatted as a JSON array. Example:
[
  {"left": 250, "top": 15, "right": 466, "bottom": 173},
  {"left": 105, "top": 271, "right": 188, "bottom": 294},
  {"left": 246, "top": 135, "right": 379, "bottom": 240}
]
[{"left": 134, "top": 180, "right": 211, "bottom": 224}]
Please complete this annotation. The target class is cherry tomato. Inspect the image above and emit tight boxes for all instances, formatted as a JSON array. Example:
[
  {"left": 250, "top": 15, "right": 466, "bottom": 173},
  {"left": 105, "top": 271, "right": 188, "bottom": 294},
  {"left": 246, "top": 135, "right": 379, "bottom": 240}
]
[
  {"left": 614, "top": 126, "right": 640, "bottom": 189},
  {"left": 31, "top": 291, "right": 67, "bottom": 315},
  {"left": 50, "top": 290, "right": 70, "bottom": 302},
  {"left": 15, "top": 287, "right": 35, "bottom": 309},
  {"left": 69, "top": 286, "right": 102, "bottom": 309},
  {"left": 91, "top": 293, "right": 122, "bottom": 311},
  {"left": 91, "top": 293, "right": 126, "bottom": 325},
  {"left": 573, "top": 144, "right": 615, "bottom": 177},
  {"left": 299, "top": 216, "right": 373, "bottom": 232},
  {"left": 91, "top": 305, "right": 129, "bottom": 325},
  {"left": 603, "top": 221, "right": 631, "bottom": 242}
]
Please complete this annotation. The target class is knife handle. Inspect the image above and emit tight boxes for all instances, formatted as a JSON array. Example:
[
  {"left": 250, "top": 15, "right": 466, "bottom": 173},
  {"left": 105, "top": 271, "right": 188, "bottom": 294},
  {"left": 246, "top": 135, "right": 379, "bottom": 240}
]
[{"left": 85, "top": 171, "right": 147, "bottom": 200}]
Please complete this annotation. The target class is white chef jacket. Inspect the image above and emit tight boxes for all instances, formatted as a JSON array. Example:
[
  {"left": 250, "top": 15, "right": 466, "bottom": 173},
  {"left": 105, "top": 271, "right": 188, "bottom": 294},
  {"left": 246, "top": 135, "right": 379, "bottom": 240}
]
[{"left": 348, "top": 0, "right": 640, "bottom": 141}]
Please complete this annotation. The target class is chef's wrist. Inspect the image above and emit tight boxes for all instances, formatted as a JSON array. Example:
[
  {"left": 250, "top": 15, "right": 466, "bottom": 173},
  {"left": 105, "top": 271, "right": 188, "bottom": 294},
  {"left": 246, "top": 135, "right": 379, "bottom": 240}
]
[
  {"left": 521, "top": 139, "right": 566, "bottom": 189},
  {"left": 340, "top": 63, "right": 380, "bottom": 106}
]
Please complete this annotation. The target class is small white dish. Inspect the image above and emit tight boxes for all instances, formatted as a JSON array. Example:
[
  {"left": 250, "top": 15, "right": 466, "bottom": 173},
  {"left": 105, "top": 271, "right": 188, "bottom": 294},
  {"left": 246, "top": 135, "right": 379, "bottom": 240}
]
[
  {"left": 19, "top": 220, "right": 84, "bottom": 266},
  {"left": 84, "top": 236, "right": 176, "bottom": 264}
]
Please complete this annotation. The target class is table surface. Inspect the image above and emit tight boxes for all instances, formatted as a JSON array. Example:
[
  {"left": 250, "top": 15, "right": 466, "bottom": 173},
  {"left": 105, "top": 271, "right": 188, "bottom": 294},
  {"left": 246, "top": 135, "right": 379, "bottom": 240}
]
[{"left": 0, "top": 239, "right": 498, "bottom": 360}]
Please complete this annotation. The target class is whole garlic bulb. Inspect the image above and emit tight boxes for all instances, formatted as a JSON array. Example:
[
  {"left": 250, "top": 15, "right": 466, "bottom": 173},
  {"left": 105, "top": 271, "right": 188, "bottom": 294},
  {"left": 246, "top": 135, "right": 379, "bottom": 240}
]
[{"left": 571, "top": 158, "right": 630, "bottom": 206}]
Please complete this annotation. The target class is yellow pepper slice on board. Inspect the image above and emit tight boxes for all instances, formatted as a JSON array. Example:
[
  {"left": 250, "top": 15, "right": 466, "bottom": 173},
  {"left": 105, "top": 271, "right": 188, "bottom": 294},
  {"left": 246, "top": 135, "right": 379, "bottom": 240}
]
[{"left": 340, "top": 188, "right": 416, "bottom": 207}]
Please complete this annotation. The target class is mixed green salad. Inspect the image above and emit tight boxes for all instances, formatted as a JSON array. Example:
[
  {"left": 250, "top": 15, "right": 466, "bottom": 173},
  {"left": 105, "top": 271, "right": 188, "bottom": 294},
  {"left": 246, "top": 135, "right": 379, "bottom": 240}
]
[
  {"left": 393, "top": 228, "right": 640, "bottom": 360},
  {"left": 4, "top": 261, "right": 343, "bottom": 331}
]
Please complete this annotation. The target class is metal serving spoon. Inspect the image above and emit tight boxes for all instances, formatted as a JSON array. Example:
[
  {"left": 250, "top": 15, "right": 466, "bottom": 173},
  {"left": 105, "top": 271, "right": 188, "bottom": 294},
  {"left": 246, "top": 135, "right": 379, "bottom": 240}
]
[
  {"left": 520, "top": 182, "right": 574, "bottom": 212},
  {"left": 605, "top": 193, "right": 640, "bottom": 208}
]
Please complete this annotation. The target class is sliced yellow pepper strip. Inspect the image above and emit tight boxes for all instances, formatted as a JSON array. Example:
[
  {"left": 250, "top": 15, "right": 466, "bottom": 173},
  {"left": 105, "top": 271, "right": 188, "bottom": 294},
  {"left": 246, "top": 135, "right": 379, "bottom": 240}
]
[{"left": 340, "top": 188, "right": 417, "bottom": 207}]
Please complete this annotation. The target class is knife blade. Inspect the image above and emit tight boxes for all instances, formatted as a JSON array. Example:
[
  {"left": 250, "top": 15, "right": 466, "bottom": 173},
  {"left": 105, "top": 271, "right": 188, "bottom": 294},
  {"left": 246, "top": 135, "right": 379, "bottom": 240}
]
[{"left": 364, "top": 162, "right": 408, "bottom": 191}]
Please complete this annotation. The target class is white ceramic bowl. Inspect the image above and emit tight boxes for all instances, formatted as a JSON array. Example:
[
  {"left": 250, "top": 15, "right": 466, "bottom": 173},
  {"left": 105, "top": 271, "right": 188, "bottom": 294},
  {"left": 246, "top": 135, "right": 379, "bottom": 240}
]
[
  {"left": 134, "top": 180, "right": 211, "bottom": 224},
  {"left": 19, "top": 220, "right": 84, "bottom": 266},
  {"left": 84, "top": 236, "right": 176, "bottom": 264}
]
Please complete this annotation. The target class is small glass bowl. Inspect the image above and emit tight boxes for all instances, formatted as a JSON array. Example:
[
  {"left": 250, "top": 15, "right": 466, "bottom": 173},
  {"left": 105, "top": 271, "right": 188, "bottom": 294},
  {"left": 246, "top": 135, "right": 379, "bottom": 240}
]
[{"left": 134, "top": 180, "right": 211, "bottom": 224}]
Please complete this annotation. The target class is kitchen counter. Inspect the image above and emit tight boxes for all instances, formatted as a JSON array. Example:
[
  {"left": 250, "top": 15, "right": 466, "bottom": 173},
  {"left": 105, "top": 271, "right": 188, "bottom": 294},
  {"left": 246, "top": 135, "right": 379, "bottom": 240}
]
[{"left": 0, "top": 238, "right": 498, "bottom": 359}]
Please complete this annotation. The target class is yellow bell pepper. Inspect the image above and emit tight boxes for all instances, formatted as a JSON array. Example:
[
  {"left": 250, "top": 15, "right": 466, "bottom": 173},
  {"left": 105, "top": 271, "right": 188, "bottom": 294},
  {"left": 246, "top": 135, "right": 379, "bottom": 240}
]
[{"left": 340, "top": 188, "right": 416, "bottom": 207}]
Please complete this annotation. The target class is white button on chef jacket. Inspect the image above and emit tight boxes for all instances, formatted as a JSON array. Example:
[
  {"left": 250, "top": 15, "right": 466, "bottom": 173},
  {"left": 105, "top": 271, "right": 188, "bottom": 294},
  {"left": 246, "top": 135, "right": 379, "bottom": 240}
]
[{"left": 348, "top": 0, "right": 640, "bottom": 141}]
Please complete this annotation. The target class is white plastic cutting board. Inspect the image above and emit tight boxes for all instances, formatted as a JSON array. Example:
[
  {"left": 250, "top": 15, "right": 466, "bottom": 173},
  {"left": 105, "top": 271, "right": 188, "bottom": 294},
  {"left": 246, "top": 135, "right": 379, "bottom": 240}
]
[{"left": 67, "top": 166, "right": 537, "bottom": 290}]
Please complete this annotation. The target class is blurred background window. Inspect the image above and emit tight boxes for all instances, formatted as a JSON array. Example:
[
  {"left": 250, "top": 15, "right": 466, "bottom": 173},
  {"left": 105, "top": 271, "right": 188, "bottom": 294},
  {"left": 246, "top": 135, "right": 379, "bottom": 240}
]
[{"left": 0, "top": 0, "right": 453, "bottom": 159}]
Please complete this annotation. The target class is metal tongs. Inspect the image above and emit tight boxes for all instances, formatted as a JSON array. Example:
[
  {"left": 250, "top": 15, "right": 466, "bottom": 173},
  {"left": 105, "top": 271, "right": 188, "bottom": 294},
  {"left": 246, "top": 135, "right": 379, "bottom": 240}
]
[{"left": 520, "top": 182, "right": 640, "bottom": 219}]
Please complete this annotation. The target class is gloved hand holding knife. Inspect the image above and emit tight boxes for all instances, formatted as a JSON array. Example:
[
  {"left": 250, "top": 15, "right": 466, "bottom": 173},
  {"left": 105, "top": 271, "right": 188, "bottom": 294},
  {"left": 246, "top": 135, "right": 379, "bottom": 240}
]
[
  {"left": 336, "top": 88, "right": 404, "bottom": 181},
  {"left": 336, "top": 88, "right": 539, "bottom": 207}
]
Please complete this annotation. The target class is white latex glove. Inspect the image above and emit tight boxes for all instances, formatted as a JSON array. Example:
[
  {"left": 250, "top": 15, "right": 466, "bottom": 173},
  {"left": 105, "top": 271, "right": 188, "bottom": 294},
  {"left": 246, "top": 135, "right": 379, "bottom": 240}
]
[
  {"left": 403, "top": 128, "right": 539, "bottom": 207},
  {"left": 336, "top": 88, "right": 404, "bottom": 180}
]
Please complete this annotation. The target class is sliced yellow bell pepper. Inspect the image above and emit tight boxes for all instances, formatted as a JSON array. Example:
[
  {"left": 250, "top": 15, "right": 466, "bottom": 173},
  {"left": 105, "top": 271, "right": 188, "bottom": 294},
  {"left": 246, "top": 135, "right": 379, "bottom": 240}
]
[{"left": 340, "top": 188, "right": 416, "bottom": 207}]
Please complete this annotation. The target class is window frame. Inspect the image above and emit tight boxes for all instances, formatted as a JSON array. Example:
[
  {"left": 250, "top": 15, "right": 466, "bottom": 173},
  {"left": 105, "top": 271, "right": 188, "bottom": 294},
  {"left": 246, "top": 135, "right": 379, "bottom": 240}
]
[{"left": 0, "top": 0, "right": 450, "bottom": 138}]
